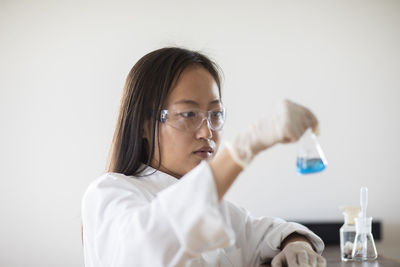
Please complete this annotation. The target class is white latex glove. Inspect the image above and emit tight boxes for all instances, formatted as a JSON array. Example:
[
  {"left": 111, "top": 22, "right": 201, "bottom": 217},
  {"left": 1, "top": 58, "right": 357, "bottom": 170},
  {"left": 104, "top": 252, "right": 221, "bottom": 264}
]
[
  {"left": 225, "top": 99, "right": 319, "bottom": 168},
  {"left": 271, "top": 241, "right": 326, "bottom": 267}
]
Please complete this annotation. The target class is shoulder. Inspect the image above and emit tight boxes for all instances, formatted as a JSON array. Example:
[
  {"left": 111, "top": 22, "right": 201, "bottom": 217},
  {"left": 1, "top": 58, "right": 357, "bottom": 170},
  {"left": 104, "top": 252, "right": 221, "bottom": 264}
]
[
  {"left": 86, "top": 172, "right": 134, "bottom": 191},
  {"left": 81, "top": 172, "right": 158, "bottom": 216},
  {"left": 82, "top": 172, "right": 145, "bottom": 203}
]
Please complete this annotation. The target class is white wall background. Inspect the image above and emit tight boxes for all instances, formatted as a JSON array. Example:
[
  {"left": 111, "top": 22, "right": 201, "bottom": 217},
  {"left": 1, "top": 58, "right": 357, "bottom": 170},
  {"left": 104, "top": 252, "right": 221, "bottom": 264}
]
[{"left": 1, "top": 0, "right": 399, "bottom": 266}]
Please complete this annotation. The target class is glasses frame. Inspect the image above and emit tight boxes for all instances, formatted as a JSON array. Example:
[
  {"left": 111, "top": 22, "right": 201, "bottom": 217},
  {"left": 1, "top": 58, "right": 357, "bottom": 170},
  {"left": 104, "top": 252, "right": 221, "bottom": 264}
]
[{"left": 159, "top": 106, "right": 226, "bottom": 132}]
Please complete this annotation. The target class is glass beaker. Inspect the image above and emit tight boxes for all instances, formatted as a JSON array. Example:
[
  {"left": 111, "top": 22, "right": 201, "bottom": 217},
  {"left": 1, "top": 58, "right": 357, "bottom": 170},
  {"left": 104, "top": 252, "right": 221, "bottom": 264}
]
[
  {"left": 296, "top": 128, "right": 328, "bottom": 174},
  {"left": 339, "top": 206, "right": 359, "bottom": 261},
  {"left": 352, "top": 217, "right": 378, "bottom": 261}
]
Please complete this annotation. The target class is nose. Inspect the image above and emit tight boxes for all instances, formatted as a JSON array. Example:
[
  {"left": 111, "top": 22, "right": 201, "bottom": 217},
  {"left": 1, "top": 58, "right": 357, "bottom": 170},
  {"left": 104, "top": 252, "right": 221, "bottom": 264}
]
[{"left": 196, "top": 117, "right": 213, "bottom": 139}]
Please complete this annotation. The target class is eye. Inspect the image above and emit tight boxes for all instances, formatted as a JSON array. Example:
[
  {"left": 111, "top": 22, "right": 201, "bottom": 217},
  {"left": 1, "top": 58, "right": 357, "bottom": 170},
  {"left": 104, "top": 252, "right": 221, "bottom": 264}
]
[
  {"left": 180, "top": 111, "right": 197, "bottom": 118},
  {"left": 211, "top": 110, "right": 224, "bottom": 118}
]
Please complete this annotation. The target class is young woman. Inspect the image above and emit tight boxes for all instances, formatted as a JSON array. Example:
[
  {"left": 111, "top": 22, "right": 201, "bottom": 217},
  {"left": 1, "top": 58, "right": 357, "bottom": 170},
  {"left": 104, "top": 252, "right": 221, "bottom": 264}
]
[{"left": 82, "top": 47, "right": 326, "bottom": 267}]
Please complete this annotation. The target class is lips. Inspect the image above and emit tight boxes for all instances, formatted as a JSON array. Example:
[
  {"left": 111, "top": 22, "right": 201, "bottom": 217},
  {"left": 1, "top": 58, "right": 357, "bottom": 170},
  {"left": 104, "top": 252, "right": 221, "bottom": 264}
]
[
  {"left": 195, "top": 146, "right": 214, "bottom": 153},
  {"left": 193, "top": 146, "right": 214, "bottom": 159}
]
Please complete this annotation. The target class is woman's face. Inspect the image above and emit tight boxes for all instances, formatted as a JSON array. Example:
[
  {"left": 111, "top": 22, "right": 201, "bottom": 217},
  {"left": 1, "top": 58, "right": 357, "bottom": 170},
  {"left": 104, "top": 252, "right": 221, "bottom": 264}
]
[{"left": 151, "top": 65, "right": 223, "bottom": 178}]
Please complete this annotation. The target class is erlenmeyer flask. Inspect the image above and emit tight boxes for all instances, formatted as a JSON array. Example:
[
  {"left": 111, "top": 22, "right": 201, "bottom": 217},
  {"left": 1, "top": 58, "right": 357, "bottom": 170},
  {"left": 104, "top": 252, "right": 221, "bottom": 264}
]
[
  {"left": 296, "top": 128, "right": 328, "bottom": 174},
  {"left": 352, "top": 217, "right": 378, "bottom": 261}
]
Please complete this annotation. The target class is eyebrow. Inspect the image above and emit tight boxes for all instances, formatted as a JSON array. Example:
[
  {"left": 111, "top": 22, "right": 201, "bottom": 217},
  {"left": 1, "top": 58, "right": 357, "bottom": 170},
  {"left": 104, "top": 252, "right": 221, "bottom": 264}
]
[{"left": 173, "top": 99, "right": 222, "bottom": 106}]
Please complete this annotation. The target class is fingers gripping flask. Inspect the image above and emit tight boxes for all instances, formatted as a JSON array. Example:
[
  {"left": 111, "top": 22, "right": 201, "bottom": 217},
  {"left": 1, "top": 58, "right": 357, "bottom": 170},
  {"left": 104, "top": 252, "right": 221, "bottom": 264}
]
[
  {"left": 339, "top": 206, "right": 360, "bottom": 261},
  {"left": 296, "top": 128, "right": 328, "bottom": 174}
]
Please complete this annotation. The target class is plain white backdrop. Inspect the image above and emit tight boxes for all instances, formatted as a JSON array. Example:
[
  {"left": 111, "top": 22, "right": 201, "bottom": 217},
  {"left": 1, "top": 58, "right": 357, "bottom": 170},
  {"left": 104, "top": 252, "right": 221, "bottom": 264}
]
[{"left": 1, "top": 1, "right": 399, "bottom": 266}]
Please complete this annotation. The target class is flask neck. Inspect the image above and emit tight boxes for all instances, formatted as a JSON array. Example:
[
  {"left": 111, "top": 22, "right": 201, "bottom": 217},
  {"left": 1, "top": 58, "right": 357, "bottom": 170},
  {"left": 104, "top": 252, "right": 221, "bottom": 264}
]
[{"left": 355, "top": 217, "right": 373, "bottom": 233}]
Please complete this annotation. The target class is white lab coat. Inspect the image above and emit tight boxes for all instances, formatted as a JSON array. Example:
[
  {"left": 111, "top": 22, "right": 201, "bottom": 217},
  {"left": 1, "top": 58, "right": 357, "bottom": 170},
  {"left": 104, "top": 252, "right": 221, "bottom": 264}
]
[{"left": 82, "top": 161, "right": 324, "bottom": 267}]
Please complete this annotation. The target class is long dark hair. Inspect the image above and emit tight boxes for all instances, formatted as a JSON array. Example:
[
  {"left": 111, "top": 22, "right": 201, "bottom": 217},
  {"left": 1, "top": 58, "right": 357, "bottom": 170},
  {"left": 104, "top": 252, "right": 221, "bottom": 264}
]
[{"left": 107, "top": 47, "right": 223, "bottom": 176}]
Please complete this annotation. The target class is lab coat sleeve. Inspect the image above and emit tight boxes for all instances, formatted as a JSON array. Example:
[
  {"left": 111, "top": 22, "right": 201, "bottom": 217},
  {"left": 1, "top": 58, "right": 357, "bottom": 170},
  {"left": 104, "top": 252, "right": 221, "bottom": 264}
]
[
  {"left": 225, "top": 203, "right": 324, "bottom": 265},
  {"left": 157, "top": 161, "right": 236, "bottom": 254},
  {"left": 254, "top": 217, "right": 324, "bottom": 261},
  {"left": 82, "top": 161, "right": 235, "bottom": 266}
]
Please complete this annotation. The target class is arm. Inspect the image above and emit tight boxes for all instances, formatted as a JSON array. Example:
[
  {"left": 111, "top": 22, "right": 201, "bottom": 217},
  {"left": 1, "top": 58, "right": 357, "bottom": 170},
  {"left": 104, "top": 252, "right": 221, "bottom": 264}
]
[
  {"left": 210, "top": 147, "right": 243, "bottom": 201},
  {"left": 210, "top": 99, "right": 319, "bottom": 201},
  {"left": 82, "top": 162, "right": 236, "bottom": 266},
  {"left": 248, "top": 216, "right": 326, "bottom": 266},
  {"left": 272, "top": 236, "right": 326, "bottom": 267},
  {"left": 280, "top": 233, "right": 314, "bottom": 250},
  {"left": 223, "top": 202, "right": 325, "bottom": 266}
]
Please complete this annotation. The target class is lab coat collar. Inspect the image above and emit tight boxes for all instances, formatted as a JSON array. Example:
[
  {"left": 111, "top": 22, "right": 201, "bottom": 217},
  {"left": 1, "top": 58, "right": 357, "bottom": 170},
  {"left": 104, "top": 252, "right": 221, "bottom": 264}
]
[{"left": 137, "top": 163, "right": 179, "bottom": 188}]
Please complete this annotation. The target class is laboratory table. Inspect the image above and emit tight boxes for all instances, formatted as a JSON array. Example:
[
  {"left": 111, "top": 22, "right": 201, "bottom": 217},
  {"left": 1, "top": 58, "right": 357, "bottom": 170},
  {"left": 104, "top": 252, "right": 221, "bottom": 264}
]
[
  {"left": 262, "top": 246, "right": 400, "bottom": 267},
  {"left": 321, "top": 246, "right": 400, "bottom": 267}
]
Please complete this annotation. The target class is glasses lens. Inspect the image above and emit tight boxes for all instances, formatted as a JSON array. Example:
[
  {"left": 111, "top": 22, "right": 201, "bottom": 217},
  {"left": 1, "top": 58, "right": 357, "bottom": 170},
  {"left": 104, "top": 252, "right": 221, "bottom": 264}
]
[
  {"left": 161, "top": 108, "right": 225, "bottom": 131},
  {"left": 181, "top": 111, "right": 201, "bottom": 131},
  {"left": 209, "top": 109, "right": 225, "bottom": 130}
]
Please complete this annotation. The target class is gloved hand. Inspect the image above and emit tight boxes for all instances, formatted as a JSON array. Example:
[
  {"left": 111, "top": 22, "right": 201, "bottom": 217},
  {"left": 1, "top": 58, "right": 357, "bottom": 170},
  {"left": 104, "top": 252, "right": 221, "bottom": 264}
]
[
  {"left": 225, "top": 99, "right": 319, "bottom": 168},
  {"left": 271, "top": 241, "right": 326, "bottom": 267}
]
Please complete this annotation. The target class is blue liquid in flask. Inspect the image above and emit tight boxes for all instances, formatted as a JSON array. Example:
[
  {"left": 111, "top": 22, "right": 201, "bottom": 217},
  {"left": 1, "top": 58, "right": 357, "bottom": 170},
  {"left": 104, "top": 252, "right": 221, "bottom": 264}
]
[{"left": 296, "top": 158, "right": 326, "bottom": 174}]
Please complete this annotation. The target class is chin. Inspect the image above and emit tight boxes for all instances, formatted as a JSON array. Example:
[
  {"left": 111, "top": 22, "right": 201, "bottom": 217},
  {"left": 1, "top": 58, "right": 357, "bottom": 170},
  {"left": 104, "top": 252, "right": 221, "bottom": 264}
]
[{"left": 187, "top": 158, "right": 203, "bottom": 170}]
